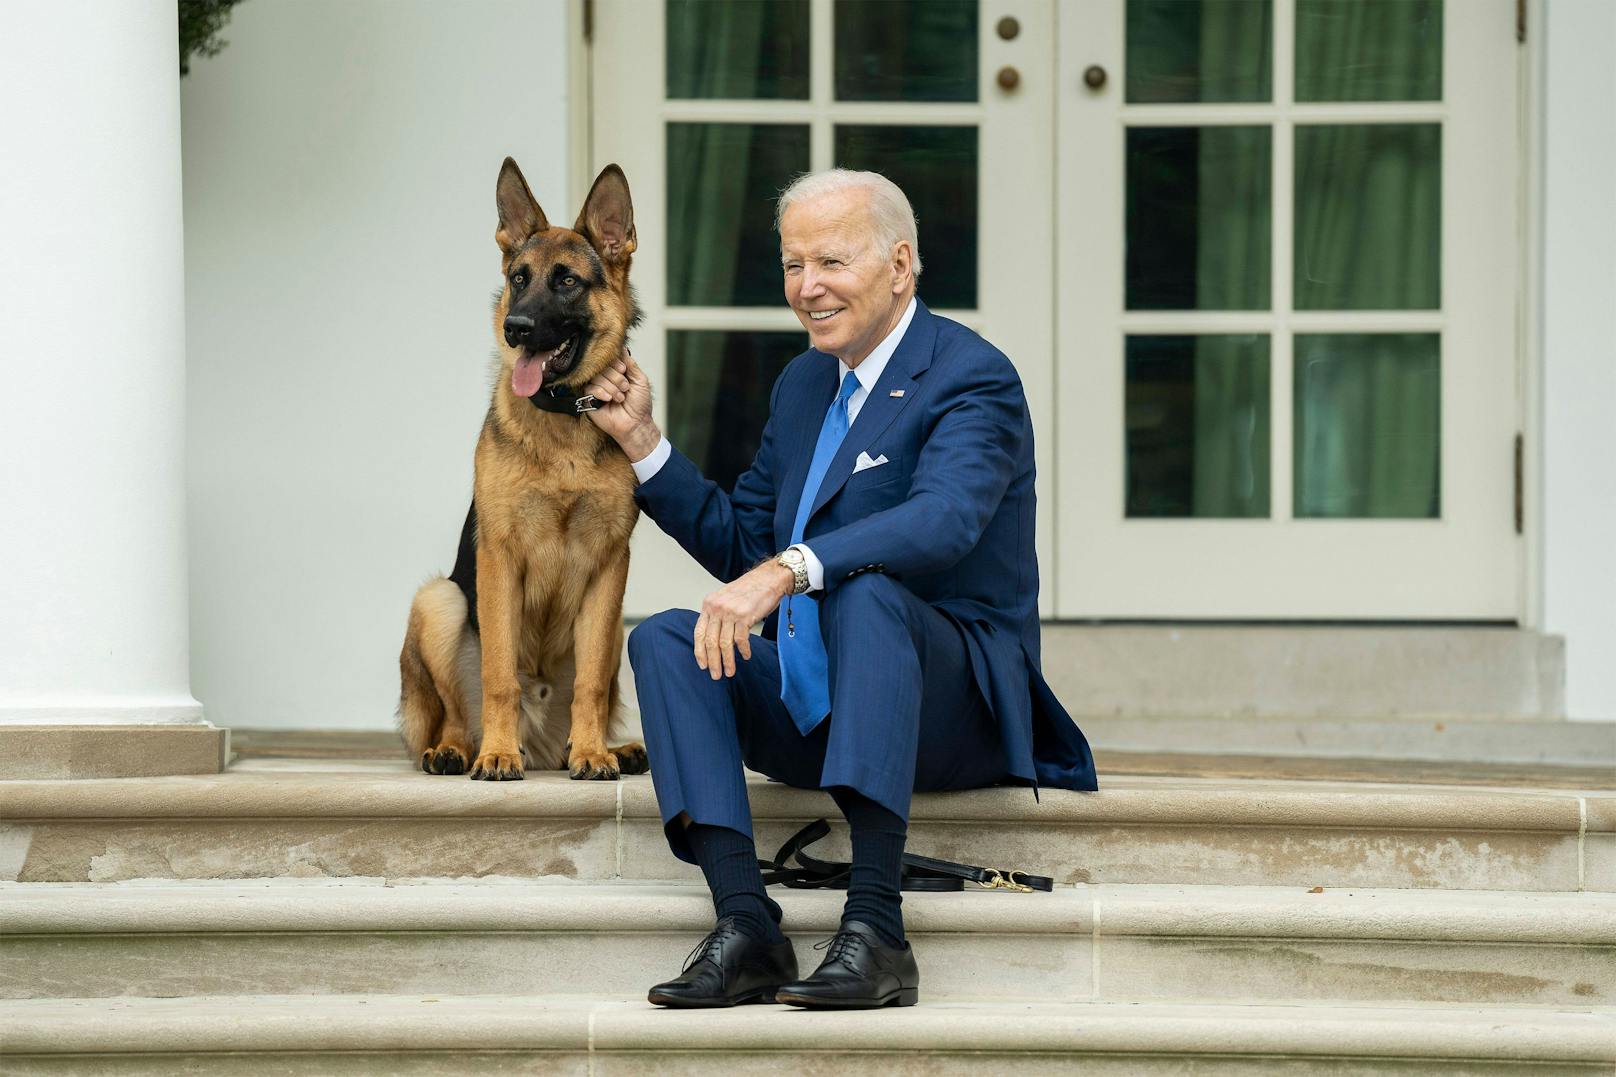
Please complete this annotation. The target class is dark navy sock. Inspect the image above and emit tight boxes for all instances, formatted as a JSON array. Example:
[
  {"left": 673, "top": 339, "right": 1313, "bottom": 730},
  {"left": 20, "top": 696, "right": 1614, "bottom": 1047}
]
[
  {"left": 829, "top": 787, "right": 908, "bottom": 949},
  {"left": 685, "top": 822, "right": 785, "bottom": 945}
]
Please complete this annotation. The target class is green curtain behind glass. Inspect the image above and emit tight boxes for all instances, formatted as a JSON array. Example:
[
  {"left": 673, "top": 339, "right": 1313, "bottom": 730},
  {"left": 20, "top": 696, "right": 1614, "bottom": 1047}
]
[
  {"left": 665, "top": 4, "right": 768, "bottom": 461},
  {"left": 1193, "top": 336, "right": 1271, "bottom": 515},
  {"left": 1191, "top": 3, "right": 1272, "bottom": 513},
  {"left": 1294, "top": 334, "right": 1440, "bottom": 518},
  {"left": 1183, "top": 1, "right": 1441, "bottom": 518}
]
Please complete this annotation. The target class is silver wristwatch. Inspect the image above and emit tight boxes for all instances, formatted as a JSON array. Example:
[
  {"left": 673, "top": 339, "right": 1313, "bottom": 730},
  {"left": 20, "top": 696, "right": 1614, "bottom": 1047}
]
[{"left": 774, "top": 547, "right": 811, "bottom": 595}]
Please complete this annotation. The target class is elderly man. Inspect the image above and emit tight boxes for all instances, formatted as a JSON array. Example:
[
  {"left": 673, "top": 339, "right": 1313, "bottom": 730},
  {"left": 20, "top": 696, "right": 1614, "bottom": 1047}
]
[{"left": 582, "top": 170, "right": 1096, "bottom": 1010}]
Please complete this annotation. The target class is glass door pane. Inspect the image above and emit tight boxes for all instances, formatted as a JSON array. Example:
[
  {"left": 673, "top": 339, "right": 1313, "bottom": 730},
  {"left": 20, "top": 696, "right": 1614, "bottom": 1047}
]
[
  {"left": 834, "top": 0, "right": 979, "bottom": 101},
  {"left": 1126, "top": 334, "right": 1271, "bottom": 517},
  {"left": 1126, "top": 125, "right": 1272, "bottom": 310},
  {"left": 1293, "top": 123, "right": 1441, "bottom": 311},
  {"left": 1294, "top": 0, "right": 1442, "bottom": 102},
  {"left": 666, "top": 0, "right": 810, "bottom": 99},
  {"left": 1126, "top": 0, "right": 1273, "bottom": 103},
  {"left": 1293, "top": 333, "right": 1441, "bottom": 518},
  {"left": 667, "top": 330, "right": 809, "bottom": 491}
]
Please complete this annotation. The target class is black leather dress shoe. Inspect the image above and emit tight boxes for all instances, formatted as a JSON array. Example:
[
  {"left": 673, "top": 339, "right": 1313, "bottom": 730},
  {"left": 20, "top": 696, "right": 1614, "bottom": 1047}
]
[
  {"left": 647, "top": 916, "right": 799, "bottom": 1008},
  {"left": 774, "top": 920, "right": 919, "bottom": 1009}
]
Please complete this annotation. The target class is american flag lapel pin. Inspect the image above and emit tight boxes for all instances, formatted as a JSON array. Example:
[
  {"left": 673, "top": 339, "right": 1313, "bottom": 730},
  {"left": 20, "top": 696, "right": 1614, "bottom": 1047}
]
[{"left": 890, "top": 389, "right": 905, "bottom": 398}]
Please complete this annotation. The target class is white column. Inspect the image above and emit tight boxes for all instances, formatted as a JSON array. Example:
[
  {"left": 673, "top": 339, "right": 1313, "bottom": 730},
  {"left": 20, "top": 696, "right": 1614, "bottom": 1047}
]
[{"left": 0, "top": 3, "right": 208, "bottom": 740}]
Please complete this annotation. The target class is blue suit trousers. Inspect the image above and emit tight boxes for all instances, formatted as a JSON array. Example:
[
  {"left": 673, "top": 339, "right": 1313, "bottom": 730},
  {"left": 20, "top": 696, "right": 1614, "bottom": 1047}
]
[{"left": 629, "top": 572, "right": 1008, "bottom": 863}]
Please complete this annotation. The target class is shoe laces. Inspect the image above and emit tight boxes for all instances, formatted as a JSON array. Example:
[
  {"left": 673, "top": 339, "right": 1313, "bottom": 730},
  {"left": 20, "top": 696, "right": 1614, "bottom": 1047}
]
[
  {"left": 813, "top": 927, "right": 868, "bottom": 967},
  {"left": 682, "top": 917, "right": 743, "bottom": 972}
]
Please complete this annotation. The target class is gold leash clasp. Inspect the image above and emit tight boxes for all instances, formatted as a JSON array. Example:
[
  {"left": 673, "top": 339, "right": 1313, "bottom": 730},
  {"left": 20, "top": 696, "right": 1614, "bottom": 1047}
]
[{"left": 977, "top": 868, "right": 1034, "bottom": 893}]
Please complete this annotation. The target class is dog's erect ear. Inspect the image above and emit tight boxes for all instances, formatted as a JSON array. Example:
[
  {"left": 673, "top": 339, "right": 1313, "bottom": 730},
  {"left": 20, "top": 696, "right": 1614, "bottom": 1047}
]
[
  {"left": 495, "top": 157, "right": 550, "bottom": 252},
  {"left": 574, "top": 164, "right": 636, "bottom": 264}
]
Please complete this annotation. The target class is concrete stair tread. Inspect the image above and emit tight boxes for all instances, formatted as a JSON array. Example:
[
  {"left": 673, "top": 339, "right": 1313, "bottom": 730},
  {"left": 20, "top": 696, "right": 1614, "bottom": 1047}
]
[
  {"left": 8, "top": 762, "right": 1613, "bottom": 892},
  {"left": 8, "top": 879, "right": 1611, "bottom": 1008},
  {"left": 2, "top": 994, "right": 1612, "bottom": 1062},
  {"left": 5, "top": 877, "right": 1614, "bottom": 944},
  {"left": 5, "top": 760, "right": 1612, "bottom": 828},
  {"left": 227, "top": 727, "right": 1616, "bottom": 787}
]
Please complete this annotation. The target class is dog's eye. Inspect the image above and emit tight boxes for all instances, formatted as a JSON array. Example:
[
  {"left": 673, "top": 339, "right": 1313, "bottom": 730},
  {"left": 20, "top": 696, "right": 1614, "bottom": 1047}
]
[
  {"left": 562, "top": 275, "right": 577, "bottom": 288},
  {"left": 511, "top": 271, "right": 527, "bottom": 288}
]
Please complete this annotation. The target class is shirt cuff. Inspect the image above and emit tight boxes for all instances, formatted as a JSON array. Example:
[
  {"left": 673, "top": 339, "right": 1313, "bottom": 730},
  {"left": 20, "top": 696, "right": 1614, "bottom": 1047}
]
[
  {"left": 790, "top": 543, "right": 826, "bottom": 592},
  {"left": 629, "top": 435, "right": 673, "bottom": 485}
]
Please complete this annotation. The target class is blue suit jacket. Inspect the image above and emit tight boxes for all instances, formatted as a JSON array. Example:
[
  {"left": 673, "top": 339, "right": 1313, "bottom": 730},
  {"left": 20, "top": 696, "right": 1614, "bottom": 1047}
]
[{"left": 634, "top": 301, "right": 1097, "bottom": 794}]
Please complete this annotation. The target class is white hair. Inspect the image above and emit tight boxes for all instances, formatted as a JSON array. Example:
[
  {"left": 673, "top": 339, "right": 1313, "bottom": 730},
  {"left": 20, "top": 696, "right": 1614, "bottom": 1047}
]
[{"left": 775, "top": 169, "right": 923, "bottom": 278}]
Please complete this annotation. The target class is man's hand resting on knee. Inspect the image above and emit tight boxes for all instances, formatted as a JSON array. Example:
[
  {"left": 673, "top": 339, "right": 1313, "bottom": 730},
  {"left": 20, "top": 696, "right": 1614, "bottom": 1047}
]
[{"left": 694, "top": 562, "right": 796, "bottom": 680}]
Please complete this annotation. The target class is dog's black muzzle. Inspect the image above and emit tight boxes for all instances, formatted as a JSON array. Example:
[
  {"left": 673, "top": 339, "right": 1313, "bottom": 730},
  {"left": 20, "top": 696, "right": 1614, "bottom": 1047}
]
[{"left": 503, "top": 315, "right": 536, "bottom": 349}]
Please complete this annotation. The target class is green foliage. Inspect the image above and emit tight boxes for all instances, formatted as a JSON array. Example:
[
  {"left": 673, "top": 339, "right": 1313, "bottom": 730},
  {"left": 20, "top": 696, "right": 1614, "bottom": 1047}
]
[{"left": 179, "top": 0, "right": 245, "bottom": 77}]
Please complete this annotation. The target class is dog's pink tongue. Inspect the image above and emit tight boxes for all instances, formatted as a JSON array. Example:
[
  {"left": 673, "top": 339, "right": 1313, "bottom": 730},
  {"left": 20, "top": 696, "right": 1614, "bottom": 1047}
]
[{"left": 512, "top": 350, "right": 550, "bottom": 397}]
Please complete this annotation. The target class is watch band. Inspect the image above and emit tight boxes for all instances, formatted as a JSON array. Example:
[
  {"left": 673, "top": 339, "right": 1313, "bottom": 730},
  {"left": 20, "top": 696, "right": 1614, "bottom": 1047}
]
[{"left": 775, "top": 549, "right": 811, "bottom": 595}]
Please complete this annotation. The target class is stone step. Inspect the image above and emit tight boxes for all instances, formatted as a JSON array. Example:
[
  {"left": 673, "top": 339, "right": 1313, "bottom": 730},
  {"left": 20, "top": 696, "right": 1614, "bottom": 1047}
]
[
  {"left": 1080, "top": 716, "right": 1616, "bottom": 769},
  {"left": 3, "top": 761, "right": 1611, "bottom": 892},
  {"left": 3, "top": 879, "right": 1611, "bottom": 1008},
  {"left": 1034, "top": 625, "right": 1568, "bottom": 723},
  {"left": 2, "top": 995, "right": 1611, "bottom": 1074}
]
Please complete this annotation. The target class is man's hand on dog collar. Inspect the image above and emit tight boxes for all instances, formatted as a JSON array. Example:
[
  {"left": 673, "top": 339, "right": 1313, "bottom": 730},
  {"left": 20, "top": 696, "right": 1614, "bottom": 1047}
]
[{"left": 584, "top": 350, "right": 659, "bottom": 458}]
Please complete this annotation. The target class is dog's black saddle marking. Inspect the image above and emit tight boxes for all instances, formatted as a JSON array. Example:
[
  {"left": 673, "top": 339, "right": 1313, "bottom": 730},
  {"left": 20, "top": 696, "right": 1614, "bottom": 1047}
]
[{"left": 448, "top": 499, "right": 479, "bottom": 634}]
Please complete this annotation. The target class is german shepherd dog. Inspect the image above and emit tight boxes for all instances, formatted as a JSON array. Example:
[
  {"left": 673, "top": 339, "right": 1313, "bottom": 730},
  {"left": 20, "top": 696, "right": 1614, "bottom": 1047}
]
[{"left": 397, "top": 158, "right": 648, "bottom": 782}]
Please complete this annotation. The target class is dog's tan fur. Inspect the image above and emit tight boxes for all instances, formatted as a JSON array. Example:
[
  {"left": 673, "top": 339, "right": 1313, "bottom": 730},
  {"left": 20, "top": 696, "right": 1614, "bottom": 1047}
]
[{"left": 397, "top": 159, "right": 646, "bottom": 781}]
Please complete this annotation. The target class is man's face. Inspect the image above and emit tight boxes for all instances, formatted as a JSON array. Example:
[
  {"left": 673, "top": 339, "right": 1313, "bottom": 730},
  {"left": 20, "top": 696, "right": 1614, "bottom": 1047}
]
[{"left": 780, "top": 189, "right": 911, "bottom": 366}]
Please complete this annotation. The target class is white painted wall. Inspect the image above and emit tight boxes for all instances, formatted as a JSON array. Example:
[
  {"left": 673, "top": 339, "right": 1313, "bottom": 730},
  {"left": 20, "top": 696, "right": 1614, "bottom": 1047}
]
[
  {"left": 0, "top": 1, "right": 201, "bottom": 724},
  {"left": 1541, "top": 0, "right": 1616, "bottom": 721},
  {"left": 181, "top": 0, "right": 571, "bottom": 731}
]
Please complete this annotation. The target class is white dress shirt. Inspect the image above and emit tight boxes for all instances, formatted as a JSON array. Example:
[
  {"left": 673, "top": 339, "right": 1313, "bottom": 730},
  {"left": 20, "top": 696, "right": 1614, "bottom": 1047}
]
[{"left": 631, "top": 296, "right": 917, "bottom": 591}]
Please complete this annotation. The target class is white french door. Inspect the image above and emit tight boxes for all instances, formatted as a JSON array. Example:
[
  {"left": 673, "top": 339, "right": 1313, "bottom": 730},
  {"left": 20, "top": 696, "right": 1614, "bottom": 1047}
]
[
  {"left": 591, "top": 0, "right": 1058, "bottom": 619},
  {"left": 1056, "top": 0, "right": 1521, "bottom": 618},
  {"left": 589, "top": 0, "right": 1523, "bottom": 623}
]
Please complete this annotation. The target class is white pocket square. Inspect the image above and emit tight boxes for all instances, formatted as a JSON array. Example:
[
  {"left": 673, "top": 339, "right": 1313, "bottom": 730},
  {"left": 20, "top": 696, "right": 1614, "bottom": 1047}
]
[{"left": 853, "top": 451, "right": 889, "bottom": 474}]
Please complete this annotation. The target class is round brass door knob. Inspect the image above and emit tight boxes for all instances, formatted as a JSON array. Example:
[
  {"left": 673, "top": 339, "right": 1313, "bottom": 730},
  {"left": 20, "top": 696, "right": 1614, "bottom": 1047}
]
[
  {"left": 997, "top": 66, "right": 1020, "bottom": 91},
  {"left": 996, "top": 15, "right": 1020, "bottom": 40},
  {"left": 1083, "top": 64, "right": 1107, "bottom": 90}
]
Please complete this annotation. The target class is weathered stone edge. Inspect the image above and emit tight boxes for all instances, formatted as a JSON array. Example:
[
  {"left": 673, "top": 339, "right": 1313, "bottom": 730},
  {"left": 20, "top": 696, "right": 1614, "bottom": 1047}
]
[
  {"left": 1, "top": 996, "right": 1611, "bottom": 1060},
  {"left": 3, "top": 880, "right": 1612, "bottom": 944},
  {"left": 0, "top": 726, "right": 227, "bottom": 780},
  {"left": 0, "top": 772, "right": 1606, "bottom": 831}
]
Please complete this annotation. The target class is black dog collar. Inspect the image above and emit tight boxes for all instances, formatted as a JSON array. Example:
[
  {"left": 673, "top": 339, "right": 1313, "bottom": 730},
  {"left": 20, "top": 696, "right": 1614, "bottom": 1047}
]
[{"left": 527, "top": 384, "right": 599, "bottom": 417}]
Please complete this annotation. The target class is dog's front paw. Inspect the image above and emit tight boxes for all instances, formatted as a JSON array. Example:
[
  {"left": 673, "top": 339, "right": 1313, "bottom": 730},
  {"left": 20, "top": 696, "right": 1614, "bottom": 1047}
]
[
  {"left": 568, "top": 747, "right": 621, "bottom": 781},
  {"left": 468, "top": 748, "right": 525, "bottom": 781}
]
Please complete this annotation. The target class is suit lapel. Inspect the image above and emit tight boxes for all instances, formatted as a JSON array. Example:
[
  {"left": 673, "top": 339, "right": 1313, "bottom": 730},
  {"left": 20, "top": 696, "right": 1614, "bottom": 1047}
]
[
  {"left": 775, "top": 352, "right": 839, "bottom": 548},
  {"left": 805, "top": 302, "right": 937, "bottom": 524}
]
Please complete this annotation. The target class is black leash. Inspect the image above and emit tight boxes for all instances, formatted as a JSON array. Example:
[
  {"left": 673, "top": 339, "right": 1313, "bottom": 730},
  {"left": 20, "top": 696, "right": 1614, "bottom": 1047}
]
[{"left": 758, "top": 818, "right": 1054, "bottom": 894}]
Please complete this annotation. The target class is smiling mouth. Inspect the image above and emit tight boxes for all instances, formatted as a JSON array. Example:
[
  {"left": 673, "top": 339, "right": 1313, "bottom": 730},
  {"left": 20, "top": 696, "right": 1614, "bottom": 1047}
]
[
  {"left": 807, "top": 308, "right": 843, "bottom": 322},
  {"left": 511, "top": 333, "right": 581, "bottom": 398}
]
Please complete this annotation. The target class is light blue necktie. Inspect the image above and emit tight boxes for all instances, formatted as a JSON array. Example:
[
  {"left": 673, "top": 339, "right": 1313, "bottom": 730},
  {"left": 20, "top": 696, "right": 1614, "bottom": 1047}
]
[{"left": 778, "top": 371, "right": 861, "bottom": 734}]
